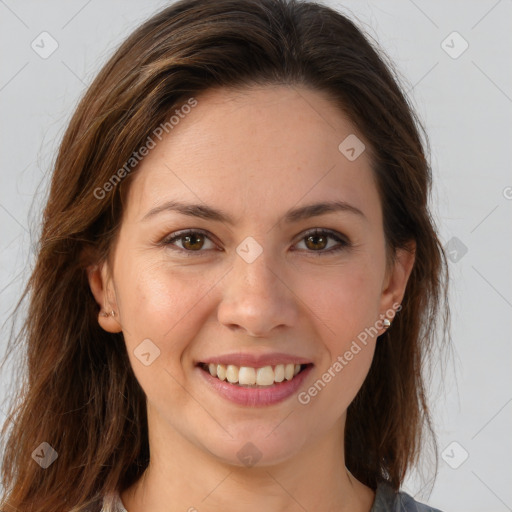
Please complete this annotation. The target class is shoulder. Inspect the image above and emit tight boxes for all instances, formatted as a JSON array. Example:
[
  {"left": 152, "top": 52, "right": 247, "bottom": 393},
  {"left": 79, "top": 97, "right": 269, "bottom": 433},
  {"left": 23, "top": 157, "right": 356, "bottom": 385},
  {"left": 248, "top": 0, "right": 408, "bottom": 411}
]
[
  {"left": 65, "top": 492, "right": 125, "bottom": 512},
  {"left": 371, "top": 481, "right": 445, "bottom": 512},
  {"left": 98, "top": 491, "right": 128, "bottom": 512}
]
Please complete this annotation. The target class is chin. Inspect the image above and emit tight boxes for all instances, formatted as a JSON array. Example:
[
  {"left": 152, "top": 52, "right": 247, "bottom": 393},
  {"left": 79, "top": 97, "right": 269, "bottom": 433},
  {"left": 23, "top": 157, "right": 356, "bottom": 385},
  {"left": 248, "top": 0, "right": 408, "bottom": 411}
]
[{"left": 199, "top": 426, "right": 306, "bottom": 469}]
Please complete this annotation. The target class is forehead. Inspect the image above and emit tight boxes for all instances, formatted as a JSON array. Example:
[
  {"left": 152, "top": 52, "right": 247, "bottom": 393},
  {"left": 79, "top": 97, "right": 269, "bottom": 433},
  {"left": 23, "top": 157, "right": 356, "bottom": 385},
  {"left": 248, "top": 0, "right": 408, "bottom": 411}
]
[{"left": 125, "top": 85, "right": 381, "bottom": 226}]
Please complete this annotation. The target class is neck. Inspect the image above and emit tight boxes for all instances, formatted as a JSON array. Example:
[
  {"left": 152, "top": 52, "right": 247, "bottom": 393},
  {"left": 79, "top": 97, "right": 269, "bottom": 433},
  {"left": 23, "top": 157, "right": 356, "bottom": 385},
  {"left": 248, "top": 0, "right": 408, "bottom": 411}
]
[{"left": 121, "top": 407, "right": 375, "bottom": 512}]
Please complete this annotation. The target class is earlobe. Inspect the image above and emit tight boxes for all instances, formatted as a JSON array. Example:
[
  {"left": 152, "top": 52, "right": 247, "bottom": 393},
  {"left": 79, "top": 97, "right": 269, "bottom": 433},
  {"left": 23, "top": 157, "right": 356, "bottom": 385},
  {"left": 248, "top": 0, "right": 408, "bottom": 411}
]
[
  {"left": 86, "top": 262, "right": 122, "bottom": 333},
  {"left": 379, "top": 241, "right": 416, "bottom": 320}
]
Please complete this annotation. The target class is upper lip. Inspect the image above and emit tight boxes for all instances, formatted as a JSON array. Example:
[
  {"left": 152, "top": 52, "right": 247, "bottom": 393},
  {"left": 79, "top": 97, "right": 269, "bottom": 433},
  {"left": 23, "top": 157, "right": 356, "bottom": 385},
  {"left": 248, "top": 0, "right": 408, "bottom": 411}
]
[{"left": 198, "top": 352, "right": 313, "bottom": 368}]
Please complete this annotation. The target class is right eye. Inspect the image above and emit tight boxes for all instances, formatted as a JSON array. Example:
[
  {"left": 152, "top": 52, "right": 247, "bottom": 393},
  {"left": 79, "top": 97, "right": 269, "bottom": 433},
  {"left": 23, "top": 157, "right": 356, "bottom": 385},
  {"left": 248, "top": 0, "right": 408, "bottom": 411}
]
[{"left": 162, "top": 229, "right": 218, "bottom": 255}]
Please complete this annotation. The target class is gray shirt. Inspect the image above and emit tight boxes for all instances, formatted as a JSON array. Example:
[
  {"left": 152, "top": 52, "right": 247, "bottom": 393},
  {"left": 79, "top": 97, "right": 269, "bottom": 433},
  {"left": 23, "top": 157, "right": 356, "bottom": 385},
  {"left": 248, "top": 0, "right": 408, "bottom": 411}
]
[{"left": 99, "top": 481, "right": 444, "bottom": 511}]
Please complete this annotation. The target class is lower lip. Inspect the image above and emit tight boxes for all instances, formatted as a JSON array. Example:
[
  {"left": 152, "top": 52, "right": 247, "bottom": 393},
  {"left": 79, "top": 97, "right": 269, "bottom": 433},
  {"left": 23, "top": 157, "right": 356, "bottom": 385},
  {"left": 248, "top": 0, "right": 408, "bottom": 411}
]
[{"left": 197, "top": 365, "right": 313, "bottom": 407}]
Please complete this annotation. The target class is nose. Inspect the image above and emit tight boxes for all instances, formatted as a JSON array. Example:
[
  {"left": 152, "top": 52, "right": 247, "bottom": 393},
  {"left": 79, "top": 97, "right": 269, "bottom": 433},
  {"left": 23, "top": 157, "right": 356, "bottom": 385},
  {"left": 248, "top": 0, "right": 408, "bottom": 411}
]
[{"left": 217, "top": 248, "right": 299, "bottom": 338}]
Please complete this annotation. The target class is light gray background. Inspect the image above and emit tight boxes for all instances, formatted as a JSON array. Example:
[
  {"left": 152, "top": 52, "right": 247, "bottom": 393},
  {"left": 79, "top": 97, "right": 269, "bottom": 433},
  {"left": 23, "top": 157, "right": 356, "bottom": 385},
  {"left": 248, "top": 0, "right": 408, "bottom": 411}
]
[{"left": 1, "top": 1, "right": 511, "bottom": 511}]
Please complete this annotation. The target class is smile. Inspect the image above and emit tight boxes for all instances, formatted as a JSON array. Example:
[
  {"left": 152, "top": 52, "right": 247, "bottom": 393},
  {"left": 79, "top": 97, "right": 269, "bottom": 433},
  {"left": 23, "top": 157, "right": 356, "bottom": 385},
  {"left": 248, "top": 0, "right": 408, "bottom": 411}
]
[{"left": 199, "top": 362, "right": 309, "bottom": 387}]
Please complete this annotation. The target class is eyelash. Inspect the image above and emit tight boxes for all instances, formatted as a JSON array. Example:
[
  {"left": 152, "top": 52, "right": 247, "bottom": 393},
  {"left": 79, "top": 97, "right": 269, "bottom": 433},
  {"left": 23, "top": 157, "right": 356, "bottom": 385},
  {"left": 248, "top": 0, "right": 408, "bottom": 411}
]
[{"left": 161, "top": 228, "right": 351, "bottom": 257}]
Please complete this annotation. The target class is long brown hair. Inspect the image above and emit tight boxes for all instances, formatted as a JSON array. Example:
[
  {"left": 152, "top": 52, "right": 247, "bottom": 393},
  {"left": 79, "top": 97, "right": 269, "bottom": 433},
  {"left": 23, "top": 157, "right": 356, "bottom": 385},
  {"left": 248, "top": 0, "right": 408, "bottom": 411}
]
[{"left": 0, "top": 1, "right": 450, "bottom": 510}]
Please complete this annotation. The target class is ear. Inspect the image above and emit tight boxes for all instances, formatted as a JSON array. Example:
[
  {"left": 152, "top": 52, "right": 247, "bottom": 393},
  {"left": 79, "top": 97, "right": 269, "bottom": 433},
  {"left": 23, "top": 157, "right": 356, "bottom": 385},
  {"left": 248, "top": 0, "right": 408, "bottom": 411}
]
[
  {"left": 87, "top": 261, "right": 123, "bottom": 333},
  {"left": 379, "top": 241, "right": 416, "bottom": 323}
]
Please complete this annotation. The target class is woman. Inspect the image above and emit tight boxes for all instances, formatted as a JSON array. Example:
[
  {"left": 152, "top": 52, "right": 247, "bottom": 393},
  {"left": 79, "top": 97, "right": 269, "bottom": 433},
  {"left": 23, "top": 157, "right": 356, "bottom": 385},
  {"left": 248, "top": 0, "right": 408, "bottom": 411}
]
[{"left": 0, "top": 0, "right": 449, "bottom": 511}]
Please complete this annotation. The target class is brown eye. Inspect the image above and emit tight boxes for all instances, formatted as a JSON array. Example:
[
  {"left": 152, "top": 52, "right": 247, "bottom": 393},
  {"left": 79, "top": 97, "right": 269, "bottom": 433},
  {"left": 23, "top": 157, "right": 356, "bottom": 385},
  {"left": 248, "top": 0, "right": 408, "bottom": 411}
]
[
  {"left": 295, "top": 229, "right": 350, "bottom": 255},
  {"left": 304, "top": 233, "right": 328, "bottom": 251},
  {"left": 181, "top": 233, "right": 205, "bottom": 251},
  {"left": 163, "top": 229, "right": 216, "bottom": 254}
]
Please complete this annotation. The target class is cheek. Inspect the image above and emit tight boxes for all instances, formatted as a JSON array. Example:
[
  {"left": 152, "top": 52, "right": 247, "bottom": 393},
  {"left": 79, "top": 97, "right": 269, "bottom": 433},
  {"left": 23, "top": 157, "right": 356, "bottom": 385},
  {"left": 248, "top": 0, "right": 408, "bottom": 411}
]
[
  {"left": 295, "top": 261, "right": 382, "bottom": 411},
  {"left": 113, "top": 257, "right": 223, "bottom": 413},
  {"left": 113, "top": 255, "right": 217, "bottom": 371},
  {"left": 302, "top": 259, "right": 384, "bottom": 342}
]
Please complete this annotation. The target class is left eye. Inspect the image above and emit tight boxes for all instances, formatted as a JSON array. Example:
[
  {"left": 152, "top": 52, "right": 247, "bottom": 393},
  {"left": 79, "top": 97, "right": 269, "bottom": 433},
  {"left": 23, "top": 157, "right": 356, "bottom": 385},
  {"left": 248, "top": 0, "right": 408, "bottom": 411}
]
[
  {"left": 162, "top": 228, "right": 349, "bottom": 255},
  {"left": 294, "top": 229, "right": 349, "bottom": 253}
]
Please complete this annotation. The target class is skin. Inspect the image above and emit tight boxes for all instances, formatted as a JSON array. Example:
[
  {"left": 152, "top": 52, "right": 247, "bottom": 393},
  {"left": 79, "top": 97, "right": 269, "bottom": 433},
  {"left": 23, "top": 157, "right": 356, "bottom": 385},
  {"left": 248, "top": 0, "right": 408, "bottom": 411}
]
[{"left": 88, "top": 85, "right": 415, "bottom": 512}]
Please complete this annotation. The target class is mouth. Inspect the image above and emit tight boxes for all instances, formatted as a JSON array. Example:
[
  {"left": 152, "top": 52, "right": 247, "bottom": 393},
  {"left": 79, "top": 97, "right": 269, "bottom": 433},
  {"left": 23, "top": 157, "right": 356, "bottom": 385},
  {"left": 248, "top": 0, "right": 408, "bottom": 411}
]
[{"left": 198, "top": 362, "right": 312, "bottom": 388}]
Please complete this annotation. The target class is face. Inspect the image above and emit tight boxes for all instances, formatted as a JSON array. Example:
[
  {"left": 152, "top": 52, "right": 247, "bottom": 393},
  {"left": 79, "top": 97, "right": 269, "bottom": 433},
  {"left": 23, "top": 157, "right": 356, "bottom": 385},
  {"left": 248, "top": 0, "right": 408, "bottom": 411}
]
[{"left": 89, "top": 85, "right": 414, "bottom": 468}]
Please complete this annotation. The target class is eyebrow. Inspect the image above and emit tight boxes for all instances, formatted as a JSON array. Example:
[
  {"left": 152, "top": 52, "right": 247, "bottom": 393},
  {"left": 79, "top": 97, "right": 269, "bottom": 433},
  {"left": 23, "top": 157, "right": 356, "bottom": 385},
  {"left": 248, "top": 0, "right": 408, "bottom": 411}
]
[{"left": 141, "top": 199, "right": 366, "bottom": 224}]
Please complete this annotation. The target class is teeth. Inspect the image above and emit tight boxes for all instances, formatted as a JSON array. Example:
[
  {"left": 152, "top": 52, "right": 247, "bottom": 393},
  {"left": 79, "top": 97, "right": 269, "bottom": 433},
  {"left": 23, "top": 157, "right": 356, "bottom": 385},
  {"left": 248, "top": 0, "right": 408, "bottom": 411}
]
[
  {"left": 217, "top": 364, "right": 226, "bottom": 381},
  {"left": 274, "top": 364, "right": 285, "bottom": 382},
  {"left": 226, "top": 364, "right": 239, "bottom": 383},
  {"left": 256, "top": 366, "right": 274, "bottom": 386},
  {"left": 238, "top": 367, "right": 256, "bottom": 385},
  {"left": 204, "top": 362, "right": 304, "bottom": 386}
]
